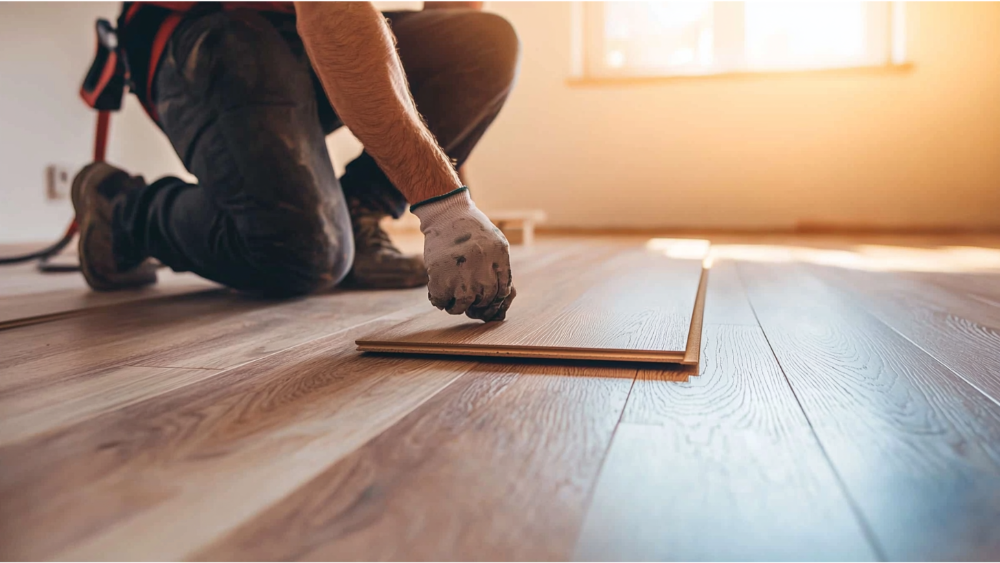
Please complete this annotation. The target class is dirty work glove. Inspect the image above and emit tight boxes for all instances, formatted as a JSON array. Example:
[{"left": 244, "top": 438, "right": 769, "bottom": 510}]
[{"left": 410, "top": 187, "right": 516, "bottom": 321}]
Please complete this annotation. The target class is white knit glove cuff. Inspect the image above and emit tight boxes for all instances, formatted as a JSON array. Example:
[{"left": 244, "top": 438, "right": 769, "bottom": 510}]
[
  {"left": 411, "top": 188, "right": 515, "bottom": 320},
  {"left": 410, "top": 187, "right": 476, "bottom": 227}
]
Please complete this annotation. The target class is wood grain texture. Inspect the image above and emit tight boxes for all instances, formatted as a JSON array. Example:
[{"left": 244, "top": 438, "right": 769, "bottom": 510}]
[
  {"left": 912, "top": 271, "right": 1000, "bottom": 305},
  {"left": 811, "top": 265, "right": 1000, "bottom": 403},
  {"left": 0, "top": 289, "right": 428, "bottom": 446},
  {"left": 740, "top": 261, "right": 1000, "bottom": 560},
  {"left": 0, "top": 364, "right": 221, "bottom": 445},
  {"left": 6, "top": 235, "right": 1000, "bottom": 560},
  {"left": 0, "top": 313, "right": 474, "bottom": 560},
  {"left": 0, "top": 239, "right": 585, "bottom": 560},
  {"left": 359, "top": 240, "right": 708, "bottom": 363},
  {"left": 0, "top": 268, "right": 222, "bottom": 330},
  {"left": 198, "top": 362, "right": 635, "bottom": 561},
  {"left": 575, "top": 260, "right": 876, "bottom": 561}
]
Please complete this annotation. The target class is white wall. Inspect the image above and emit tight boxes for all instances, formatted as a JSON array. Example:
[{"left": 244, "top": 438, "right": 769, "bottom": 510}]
[
  {"left": 2, "top": 2, "right": 998, "bottom": 242},
  {"left": 469, "top": 2, "right": 1000, "bottom": 231},
  {"left": 0, "top": 2, "right": 187, "bottom": 242},
  {"left": 0, "top": 2, "right": 381, "bottom": 243}
]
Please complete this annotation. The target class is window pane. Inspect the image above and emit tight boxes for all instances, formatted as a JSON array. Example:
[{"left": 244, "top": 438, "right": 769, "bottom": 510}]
[
  {"left": 745, "top": 2, "right": 869, "bottom": 70},
  {"left": 602, "top": 2, "right": 715, "bottom": 75}
]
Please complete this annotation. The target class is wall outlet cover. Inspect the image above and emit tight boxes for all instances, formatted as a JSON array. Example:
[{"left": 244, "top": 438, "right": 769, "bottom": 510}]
[{"left": 46, "top": 164, "right": 73, "bottom": 200}]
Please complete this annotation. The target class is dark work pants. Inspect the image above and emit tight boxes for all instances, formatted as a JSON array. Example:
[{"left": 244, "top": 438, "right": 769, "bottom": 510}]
[{"left": 114, "top": 9, "right": 519, "bottom": 295}]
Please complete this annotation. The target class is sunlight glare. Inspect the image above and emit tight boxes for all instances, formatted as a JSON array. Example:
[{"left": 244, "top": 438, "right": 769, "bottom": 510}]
[
  {"left": 646, "top": 238, "right": 712, "bottom": 263},
  {"left": 709, "top": 244, "right": 1000, "bottom": 273}
]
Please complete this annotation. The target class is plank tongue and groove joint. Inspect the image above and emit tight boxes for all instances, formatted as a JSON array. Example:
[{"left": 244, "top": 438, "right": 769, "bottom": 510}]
[{"left": 357, "top": 239, "right": 710, "bottom": 365}]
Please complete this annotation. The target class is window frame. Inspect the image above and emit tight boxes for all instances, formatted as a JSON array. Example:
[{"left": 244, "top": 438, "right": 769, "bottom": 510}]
[{"left": 572, "top": 1, "right": 908, "bottom": 82}]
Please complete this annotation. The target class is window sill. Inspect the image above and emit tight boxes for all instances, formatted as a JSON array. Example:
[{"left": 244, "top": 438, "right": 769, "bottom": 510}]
[{"left": 566, "top": 63, "right": 914, "bottom": 88}]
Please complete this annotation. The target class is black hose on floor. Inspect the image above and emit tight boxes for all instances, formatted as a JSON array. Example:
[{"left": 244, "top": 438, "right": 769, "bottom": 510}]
[{"left": 0, "top": 221, "right": 79, "bottom": 272}]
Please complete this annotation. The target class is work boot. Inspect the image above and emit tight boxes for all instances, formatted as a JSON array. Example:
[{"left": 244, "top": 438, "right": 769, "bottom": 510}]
[
  {"left": 71, "top": 162, "right": 158, "bottom": 291},
  {"left": 342, "top": 197, "right": 428, "bottom": 289}
]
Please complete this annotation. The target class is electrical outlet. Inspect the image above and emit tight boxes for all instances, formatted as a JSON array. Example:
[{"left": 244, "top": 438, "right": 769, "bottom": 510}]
[{"left": 46, "top": 164, "right": 73, "bottom": 200}]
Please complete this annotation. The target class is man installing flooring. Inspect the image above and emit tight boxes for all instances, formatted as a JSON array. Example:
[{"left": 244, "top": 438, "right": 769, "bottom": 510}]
[{"left": 73, "top": 1, "right": 517, "bottom": 321}]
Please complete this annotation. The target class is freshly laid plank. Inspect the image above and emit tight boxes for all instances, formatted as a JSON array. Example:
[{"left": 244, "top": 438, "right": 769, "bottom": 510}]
[
  {"left": 199, "top": 361, "right": 635, "bottom": 561},
  {"left": 0, "top": 313, "right": 475, "bottom": 561},
  {"left": 740, "top": 261, "right": 1000, "bottom": 561},
  {"left": 681, "top": 267, "right": 708, "bottom": 365},
  {"left": 359, "top": 239, "right": 709, "bottom": 364},
  {"left": 575, "top": 260, "right": 876, "bottom": 561}
]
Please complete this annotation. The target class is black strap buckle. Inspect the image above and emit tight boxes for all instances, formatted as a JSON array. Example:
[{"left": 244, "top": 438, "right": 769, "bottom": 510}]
[{"left": 80, "top": 19, "right": 130, "bottom": 111}]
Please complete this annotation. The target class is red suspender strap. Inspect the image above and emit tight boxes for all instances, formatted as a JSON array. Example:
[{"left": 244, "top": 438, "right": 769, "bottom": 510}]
[
  {"left": 144, "top": 12, "right": 184, "bottom": 123},
  {"left": 94, "top": 110, "right": 111, "bottom": 162}
]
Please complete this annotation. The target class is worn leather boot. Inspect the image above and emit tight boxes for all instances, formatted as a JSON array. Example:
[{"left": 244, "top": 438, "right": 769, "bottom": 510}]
[
  {"left": 71, "top": 162, "right": 158, "bottom": 291},
  {"left": 342, "top": 198, "right": 428, "bottom": 289}
]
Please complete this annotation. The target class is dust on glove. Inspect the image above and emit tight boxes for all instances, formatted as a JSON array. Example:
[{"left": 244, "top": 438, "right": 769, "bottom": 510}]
[{"left": 410, "top": 188, "right": 515, "bottom": 321}]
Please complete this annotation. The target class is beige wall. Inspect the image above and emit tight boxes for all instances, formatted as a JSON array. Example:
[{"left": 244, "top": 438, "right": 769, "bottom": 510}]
[
  {"left": 470, "top": 2, "right": 1000, "bottom": 231},
  {"left": 1, "top": 2, "right": 998, "bottom": 243}
]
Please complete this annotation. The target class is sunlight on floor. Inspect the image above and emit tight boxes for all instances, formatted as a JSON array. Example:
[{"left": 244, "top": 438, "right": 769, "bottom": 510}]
[
  {"left": 644, "top": 238, "right": 713, "bottom": 267},
  {"left": 706, "top": 243, "right": 1000, "bottom": 273}
]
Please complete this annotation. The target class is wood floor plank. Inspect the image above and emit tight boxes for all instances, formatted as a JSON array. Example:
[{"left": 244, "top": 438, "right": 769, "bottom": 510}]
[
  {"left": 809, "top": 265, "right": 1000, "bottom": 404},
  {"left": 198, "top": 362, "right": 636, "bottom": 561},
  {"left": 574, "top": 260, "right": 876, "bottom": 561},
  {"left": 0, "top": 364, "right": 221, "bottom": 446},
  {"left": 915, "top": 271, "right": 1000, "bottom": 305},
  {"left": 0, "top": 312, "right": 477, "bottom": 560},
  {"left": 0, "top": 269, "right": 222, "bottom": 330},
  {"left": 358, "top": 239, "right": 708, "bottom": 363},
  {"left": 739, "top": 261, "right": 1000, "bottom": 560},
  {"left": 0, "top": 291, "right": 429, "bottom": 450}
]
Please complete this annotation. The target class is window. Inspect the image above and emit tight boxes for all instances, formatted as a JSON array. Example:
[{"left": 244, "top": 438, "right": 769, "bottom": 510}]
[{"left": 575, "top": 2, "right": 907, "bottom": 79}]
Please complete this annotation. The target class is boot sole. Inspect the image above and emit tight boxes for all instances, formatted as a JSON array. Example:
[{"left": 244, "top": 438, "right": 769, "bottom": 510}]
[{"left": 72, "top": 163, "right": 157, "bottom": 292}]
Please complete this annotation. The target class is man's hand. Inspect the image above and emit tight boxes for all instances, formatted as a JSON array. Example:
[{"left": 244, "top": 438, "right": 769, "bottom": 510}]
[{"left": 411, "top": 189, "right": 515, "bottom": 321}]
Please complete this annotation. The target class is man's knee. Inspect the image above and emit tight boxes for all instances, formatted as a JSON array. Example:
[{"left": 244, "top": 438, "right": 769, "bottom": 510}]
[
  {"left": 240, "top": 208, "right": 354, "bottom": 296},
  {"left": 469, "top": 12, "right": 521, "bottom": 88}
]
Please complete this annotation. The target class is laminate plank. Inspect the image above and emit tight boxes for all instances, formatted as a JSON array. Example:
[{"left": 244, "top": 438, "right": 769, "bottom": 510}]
[
  {"left": 739, "top": 261, "right": 1000, "bottom": 560},
  {"left": 810, "top": 265, "right": 1000, "bottom": 404},
  {"left": 681, "top": 267, "right": 708, "bottom": 365},
  {"left": 0, "top": 268, "right": 222, "bottom": 330},
  {"left": 0, "top": 291, "right": 427, "bottom": 447},
  {"left": 915, "top": 271, "right": 1000, "bottom": 307},
  {"left": 0, "top": 364, "right": 221, "bottom": 445},
  {"left": 358, "top": 240, "right": 708, "bottom": 363},
  {"left": 199, "top": 362, "right": 635, "bottom": 561},
  {"left": 0, "top": 266, "right": 92, "bottom": 296},
  {"left": 0, "top": 313, "right": 478, "bottom": 560}
]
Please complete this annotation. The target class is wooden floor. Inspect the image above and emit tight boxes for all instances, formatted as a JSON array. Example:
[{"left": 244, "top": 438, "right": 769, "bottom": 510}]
[{"left": 2, "top": 233, "right": 1000, "bottom": 560}]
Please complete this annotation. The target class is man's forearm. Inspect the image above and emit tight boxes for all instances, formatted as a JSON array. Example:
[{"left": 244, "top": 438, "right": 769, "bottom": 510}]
[{"left": 294, "top": 2, "right": 461, "bottom": 203}]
